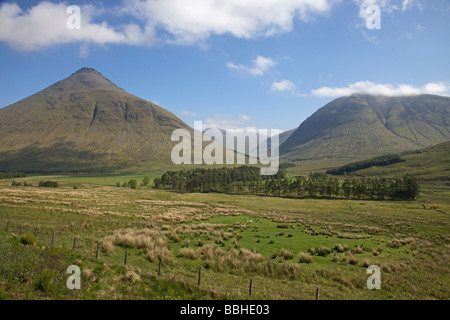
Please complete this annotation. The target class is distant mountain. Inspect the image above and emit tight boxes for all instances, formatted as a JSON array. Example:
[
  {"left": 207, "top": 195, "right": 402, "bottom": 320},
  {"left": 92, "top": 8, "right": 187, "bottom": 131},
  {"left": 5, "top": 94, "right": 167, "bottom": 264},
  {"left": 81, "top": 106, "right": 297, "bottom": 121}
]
[
  {"left": 281, "top": 94, "right": 450, "bottom": 161},
  {"left": 0, "top": 68, "right": 191, "bottom": 173},
  {"left": 203, "top": 128, "right": 295, "bottom": 156}
]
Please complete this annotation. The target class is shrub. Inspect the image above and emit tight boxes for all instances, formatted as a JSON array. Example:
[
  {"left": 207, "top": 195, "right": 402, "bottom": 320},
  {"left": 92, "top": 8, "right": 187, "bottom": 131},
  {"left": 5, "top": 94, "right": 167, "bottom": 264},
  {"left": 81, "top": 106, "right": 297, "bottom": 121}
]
[
  {"left": 116, "top": 182, "right": 121, "bottom": 187},
  {"left": 298, "top": 252, "right": 313, "bottom": 263},
  {"left": 128, "top": 179, "right": 138, "bottom": 189},
  {"left": 143, "top": 176, "right": 151, "bottom": 186},
  {"left": 308, "top": 248, "right": 316, "bottom": 255},
  {"left": 334, "top": 244, "right": 344, "bottom": 252},
  {"left": 38, "top": 181, "right": 59, "bottom": 188},
  {"left": 20, "top": 234, "right": 35, "bottom": 246},
  {"left": 332, "top": 254, "right": 339, "bottom": 263}
]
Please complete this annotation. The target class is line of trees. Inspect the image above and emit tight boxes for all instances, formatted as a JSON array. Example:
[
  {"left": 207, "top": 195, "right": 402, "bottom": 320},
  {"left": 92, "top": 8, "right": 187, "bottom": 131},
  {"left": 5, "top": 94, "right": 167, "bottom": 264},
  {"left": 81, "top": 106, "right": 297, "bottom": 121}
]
[
  {"left": 154, "top": 167, "right": 419, "bottom": 201},
  {"left": 326, "top": 154, "right": 405, "bottom": 175},
  {"left": 0, "top": 171, "right": 26, "bottom": 179}
]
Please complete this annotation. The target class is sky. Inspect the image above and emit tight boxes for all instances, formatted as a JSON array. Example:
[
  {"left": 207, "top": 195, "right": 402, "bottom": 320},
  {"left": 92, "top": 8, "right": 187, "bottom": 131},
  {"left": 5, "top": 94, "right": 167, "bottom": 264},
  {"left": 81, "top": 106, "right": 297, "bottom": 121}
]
[{"left": 0, "top": 0, "right": 449, "bottom": 132}]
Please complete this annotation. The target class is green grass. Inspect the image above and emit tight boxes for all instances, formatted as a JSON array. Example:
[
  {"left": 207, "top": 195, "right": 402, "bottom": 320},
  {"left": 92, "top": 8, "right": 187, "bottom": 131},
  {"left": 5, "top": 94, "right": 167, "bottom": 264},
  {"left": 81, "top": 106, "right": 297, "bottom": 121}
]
[{"left": 0, "top": 175, "right": 449, "bottom": 300}]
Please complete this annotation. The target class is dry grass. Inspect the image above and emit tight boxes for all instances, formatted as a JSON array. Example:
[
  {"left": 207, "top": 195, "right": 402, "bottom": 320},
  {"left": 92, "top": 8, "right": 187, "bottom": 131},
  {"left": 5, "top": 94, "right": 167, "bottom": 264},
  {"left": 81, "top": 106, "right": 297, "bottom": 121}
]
[
  {"left": 298, "top": 252, "right": 313, "bottom": 263},
  {"left": 280, "top": 248, "right": 294, "bottom": 260},
  {"left": 178, "top": 248, "right": 200, "bottom": 259}
]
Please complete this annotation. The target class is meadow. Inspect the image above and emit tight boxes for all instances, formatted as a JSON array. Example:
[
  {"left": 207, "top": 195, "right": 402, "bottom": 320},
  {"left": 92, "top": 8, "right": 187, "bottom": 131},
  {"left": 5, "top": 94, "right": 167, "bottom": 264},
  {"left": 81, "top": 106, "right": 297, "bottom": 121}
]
[{"left": 0, "top": 174, "right": 449, "bottom": 300}]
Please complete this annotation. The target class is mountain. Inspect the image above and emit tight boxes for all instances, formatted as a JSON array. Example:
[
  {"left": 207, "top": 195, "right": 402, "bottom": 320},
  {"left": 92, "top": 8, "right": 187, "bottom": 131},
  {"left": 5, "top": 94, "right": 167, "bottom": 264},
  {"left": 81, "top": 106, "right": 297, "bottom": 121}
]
[
  {"left": 203, "top": 128, "right": 295, "bottom": 156},
  {"left": 281, "top": 94, "right": 450, "bottom": 161},
  {"left": 345, "top": 141, "right": 450, "bottom": 181},
  {"left": 0, "top": 68, "right": 191, "bottom": 173}
]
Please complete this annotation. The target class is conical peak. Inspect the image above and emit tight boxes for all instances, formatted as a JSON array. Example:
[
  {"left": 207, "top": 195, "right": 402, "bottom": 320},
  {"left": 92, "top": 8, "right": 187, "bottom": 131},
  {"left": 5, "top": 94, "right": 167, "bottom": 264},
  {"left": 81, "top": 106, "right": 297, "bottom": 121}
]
[{"left": 48, "top": 67, "right": 121, "bottom": 93}]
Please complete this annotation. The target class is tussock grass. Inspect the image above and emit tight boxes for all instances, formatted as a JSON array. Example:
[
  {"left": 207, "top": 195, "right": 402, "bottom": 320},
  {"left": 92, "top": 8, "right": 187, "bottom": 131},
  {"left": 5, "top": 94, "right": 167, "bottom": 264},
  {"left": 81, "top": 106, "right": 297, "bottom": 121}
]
[
  {"left": 280, "top": 248, "right": 294, "bottom": 260},
  {"left": 298, "top": 252, "right": 313, "bottom": 263}
]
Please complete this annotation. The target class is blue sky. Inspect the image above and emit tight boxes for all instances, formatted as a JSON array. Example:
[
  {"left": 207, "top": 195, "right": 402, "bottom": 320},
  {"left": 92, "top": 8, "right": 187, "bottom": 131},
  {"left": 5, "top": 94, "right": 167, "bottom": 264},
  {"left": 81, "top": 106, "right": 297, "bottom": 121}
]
[{"left": 0, "top": 0, "right": 449, "bottom": 131}]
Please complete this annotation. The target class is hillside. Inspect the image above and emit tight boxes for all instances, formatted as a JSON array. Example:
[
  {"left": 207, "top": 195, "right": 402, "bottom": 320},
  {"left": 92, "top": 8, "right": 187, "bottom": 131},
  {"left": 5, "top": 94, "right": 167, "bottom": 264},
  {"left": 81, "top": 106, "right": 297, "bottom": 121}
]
[
  {"left": 347, "top": 141, "right": 450, "bottom": 181},
  {"left": 280, "top": 94, "right": 450, "bottom": 161},
  {"left": 0, "top": 68, "right": 191, "bottom": 173}
]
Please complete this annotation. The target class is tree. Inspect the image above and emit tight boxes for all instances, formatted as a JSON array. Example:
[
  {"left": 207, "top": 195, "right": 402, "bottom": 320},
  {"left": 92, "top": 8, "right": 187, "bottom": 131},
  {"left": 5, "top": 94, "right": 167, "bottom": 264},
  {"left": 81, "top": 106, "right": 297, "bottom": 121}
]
[
  {"left": 143, "top": 176, "right": 151, "bottom": 186},
  {"left": 128, "top": 179, "right": 138, "bottom": 189},
  {"left": 154, "top": 178, "right": 162, "bottom": 189}
]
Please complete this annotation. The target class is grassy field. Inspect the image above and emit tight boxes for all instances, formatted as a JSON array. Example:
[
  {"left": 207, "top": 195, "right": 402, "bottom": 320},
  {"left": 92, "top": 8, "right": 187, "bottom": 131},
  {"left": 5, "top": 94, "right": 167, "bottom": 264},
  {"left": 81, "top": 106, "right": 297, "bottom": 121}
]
[{"left": 0, "top": 175, "right": 449, "bottom": 300}]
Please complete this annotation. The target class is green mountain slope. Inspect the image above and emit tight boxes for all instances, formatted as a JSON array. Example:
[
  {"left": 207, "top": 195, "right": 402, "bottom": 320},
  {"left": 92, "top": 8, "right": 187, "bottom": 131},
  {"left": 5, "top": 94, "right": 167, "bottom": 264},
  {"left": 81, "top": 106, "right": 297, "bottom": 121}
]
[
  {"left": 280, "top": 94, "right": 450, "bottom": 161},
  {"left": 0, "top": 68, "right": 191, "bottom": 173},
  {"left": 348, "top": 141, "right": 450, "bottom": 181}
]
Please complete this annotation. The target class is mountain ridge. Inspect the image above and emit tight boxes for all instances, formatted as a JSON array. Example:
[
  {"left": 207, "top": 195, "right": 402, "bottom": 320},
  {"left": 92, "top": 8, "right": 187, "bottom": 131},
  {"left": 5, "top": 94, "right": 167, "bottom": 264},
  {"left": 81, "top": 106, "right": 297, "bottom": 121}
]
[{"left": 280, "top": 94, "right": 450, "bottom": 161}]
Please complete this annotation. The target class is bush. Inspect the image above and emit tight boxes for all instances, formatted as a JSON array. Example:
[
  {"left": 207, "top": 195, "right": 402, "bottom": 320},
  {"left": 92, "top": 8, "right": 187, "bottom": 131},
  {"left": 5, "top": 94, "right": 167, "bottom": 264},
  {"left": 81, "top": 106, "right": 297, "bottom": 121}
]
[
  {"left": 11, "top": 180, "right": 22, "bottom": 187},
  {"left": 143, "top": 176, "right": 151, "bottom": 186},
  {"left": 38, "top": 181, "right": 59, "bottom": 188},
  {"left": 128, "top": 179, "right": 138, "bottom": 189},
  {"left": 20, "top": 234, "right": 35, "bottom": 245},
  {"left": 308, "top": 248, "right": 316, "bottom": 255}
]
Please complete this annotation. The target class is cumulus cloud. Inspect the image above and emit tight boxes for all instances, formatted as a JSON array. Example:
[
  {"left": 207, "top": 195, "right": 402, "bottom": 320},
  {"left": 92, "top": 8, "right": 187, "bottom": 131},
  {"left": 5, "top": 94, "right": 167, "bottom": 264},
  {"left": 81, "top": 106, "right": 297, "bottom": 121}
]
[
  {"left": 180, "top": 111, "right": 197, "bottom": 117},
  {"left": 0, "top": 2, "right": 147, "bottom": 52},
  {"left": 0, "top": 0, "right": 336, "bottom": 52},
  {"left": 204, "top": 114, "right": 252, "bottom": 129},
  {"left": 123, "top": 0, "right": 336, "bottom": 44},
  {"left": 227, "top": 56, "right": 277, "bottom": 76},
  {"left": 271, "top": 80, "right": 296, "bottom": 93},
  {"left": 311, "top": 81, "right": 450, "bottom": 97}
]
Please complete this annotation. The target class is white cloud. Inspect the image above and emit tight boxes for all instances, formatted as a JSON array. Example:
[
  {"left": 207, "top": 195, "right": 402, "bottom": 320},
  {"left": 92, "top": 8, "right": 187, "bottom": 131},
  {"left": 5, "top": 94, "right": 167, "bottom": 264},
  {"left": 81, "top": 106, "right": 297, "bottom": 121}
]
[
  {"left": 312, "top": 81, "right": 450, "bottom": 97},
  {"left": 0, "top": 2, "right": 149, "bottom": 52},
  {"left": 0, "top": 0, "right": 337, "bottom": 52},
  {"left": 124, "top": 0, "right": 336, "bottom": 44},
  {"left": 204, "top": 114, "right": 252, "bottom": 129},
  {"left": 271, "top": 80, "right": 296, "bottom": 93},
  {"left": 402, "top": 0, "right": 414, "bottom": 11},
  {"left": 180, "top": 111, "right": 197, "bottom": 117},
  {"left": 227, "top": 56, "right": 277, "bottom": 76}
]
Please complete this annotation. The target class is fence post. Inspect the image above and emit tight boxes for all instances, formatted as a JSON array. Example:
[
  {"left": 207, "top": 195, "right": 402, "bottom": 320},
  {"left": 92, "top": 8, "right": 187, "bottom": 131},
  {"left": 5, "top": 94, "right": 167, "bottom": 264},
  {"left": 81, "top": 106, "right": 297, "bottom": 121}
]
[
  {"left": 19, "top": 225, "right": 22, "bottom": 236},
  {"left": 198, "top": 267, "right": 202, "bottom": 286},
  {"left": 158, "top": 257, "right": 162, "bottom": 277},
  {"left": 73, "top": 237, "right": 77, "bottom": 250},
  {"left": 96, "top": 243, "right": 100, "bottom": 259},
  {"left": 315, "top": 287, "right": 320, "bottom": 300},
  {"left": 249, "top": 279, "right": 253, "bottom": 296},
  {"left": 124, "top": 251, "right": 128, "bottom": 266},
  {"left": 6, "top": 221, "right": 9, "bottom": 233},
  {"left": 34, "top": 228, "right": 38, "bottom": 238},
  {"left": 51, "top": 232, "right": 55, "bottom": 245}
]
